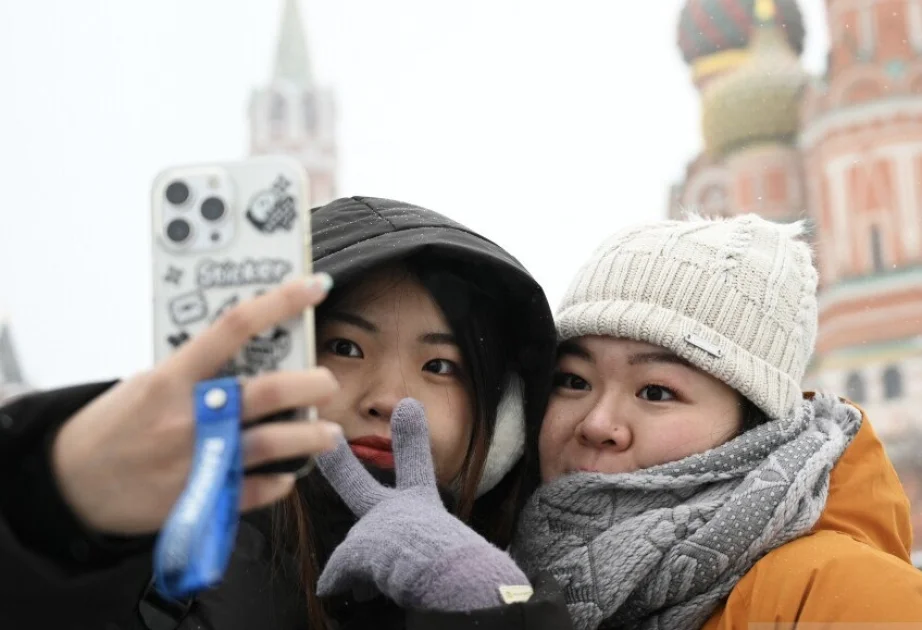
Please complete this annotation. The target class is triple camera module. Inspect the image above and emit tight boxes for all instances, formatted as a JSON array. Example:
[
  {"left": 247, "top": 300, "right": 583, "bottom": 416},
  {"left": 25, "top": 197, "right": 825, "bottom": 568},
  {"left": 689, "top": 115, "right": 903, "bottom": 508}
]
[{"left": 163, "top": 180, "right": 227, "bottom": 245}]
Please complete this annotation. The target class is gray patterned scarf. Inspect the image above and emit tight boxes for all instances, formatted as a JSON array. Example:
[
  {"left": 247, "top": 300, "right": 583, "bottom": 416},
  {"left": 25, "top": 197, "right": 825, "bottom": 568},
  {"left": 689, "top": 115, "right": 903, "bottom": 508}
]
[{"left": 511, "top": 394, "right": 861, "bottom": 630}]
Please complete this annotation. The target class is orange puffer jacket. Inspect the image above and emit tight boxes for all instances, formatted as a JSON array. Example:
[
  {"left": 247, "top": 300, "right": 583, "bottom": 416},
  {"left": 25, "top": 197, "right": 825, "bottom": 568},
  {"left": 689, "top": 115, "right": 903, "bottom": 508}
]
[{"left": 703, "top": 399, "right": 922, "bottom": 628}]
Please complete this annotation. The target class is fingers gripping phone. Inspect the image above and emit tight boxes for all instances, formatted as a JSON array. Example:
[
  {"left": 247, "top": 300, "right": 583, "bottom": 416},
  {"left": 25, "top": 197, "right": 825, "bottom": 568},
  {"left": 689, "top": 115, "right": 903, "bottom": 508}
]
[{"left": 151, "top": 155, "right": 317, "bottom": 475}]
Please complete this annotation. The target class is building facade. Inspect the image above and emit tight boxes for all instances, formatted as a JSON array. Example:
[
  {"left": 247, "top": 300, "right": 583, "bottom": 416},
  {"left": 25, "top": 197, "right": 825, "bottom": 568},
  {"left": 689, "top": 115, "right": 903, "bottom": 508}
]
[{"left": 671, "top": 0, "right": 922, "bottom": 560}]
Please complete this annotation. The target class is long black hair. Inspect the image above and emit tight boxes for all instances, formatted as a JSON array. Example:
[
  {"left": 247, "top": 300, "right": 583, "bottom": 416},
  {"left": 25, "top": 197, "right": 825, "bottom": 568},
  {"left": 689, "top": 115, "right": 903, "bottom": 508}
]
[{"left": 739, "top": 395, "right": 771, "bottom": 433}]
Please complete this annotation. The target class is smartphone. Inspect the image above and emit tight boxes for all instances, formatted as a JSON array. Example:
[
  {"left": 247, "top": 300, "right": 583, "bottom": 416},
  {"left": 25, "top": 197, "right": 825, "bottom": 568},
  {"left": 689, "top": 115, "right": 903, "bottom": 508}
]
[{"left": 151, "top": 155, "right": 316, "bottom": 475}]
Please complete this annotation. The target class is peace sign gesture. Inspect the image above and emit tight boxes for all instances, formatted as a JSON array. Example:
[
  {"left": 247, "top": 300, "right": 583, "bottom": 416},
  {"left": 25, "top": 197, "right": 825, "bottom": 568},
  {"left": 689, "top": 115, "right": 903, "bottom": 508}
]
[{"left": 316, "top": 399, "right": 530, "bottom": 612}]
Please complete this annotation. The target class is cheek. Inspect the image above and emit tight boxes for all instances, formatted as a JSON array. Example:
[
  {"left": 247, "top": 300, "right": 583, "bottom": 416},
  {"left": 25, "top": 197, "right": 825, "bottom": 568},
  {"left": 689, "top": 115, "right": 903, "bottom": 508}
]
[
  {"left": 537, "top": 403, "right": 575, "bottom": 481},
  {"left": 643, "top": 425, "right": 701, "bottom": 463},
  {"left": 314, "top": 356, "right": 358, "bottom": 434},
  {"left": 640, "top": 415, "right": 735, "bottom": 465},
  {"left": 419, "top": 389, "right": 473, "bottom": 483}
]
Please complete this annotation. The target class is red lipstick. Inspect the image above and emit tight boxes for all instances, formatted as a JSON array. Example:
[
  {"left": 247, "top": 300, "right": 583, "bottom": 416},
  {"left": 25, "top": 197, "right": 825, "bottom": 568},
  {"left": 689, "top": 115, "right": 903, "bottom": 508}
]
[{"left": 349, "top": 436, "right": 394, "bottom": 469}]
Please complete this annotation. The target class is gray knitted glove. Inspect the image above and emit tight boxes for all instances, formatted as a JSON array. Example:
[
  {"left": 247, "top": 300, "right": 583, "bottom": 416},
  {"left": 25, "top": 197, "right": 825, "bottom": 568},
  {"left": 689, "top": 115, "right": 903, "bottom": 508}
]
[{"left": 315, "top": 398, "right": 531, "bottom": 612}]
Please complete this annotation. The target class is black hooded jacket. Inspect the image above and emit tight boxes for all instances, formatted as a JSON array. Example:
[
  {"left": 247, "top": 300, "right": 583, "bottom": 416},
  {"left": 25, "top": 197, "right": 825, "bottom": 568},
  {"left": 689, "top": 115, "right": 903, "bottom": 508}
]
[{"left": 0, "top": 197, "right": 572, "bottom": 630}]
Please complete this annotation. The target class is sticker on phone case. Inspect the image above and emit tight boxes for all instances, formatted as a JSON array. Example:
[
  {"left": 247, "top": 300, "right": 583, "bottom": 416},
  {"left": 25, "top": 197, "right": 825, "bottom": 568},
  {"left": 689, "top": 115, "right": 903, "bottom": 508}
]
[
  {"left": 245, "top": 176, "right": 297, "bottom": 233},
  {"left": 170, "top": 291, "right": 209, "bottom": 327},
  {"left": 215, "top": 359, "right": 241, "bottom": 379},
  {"left": 164, "top": 266, "right": 183, "bottom": 285},
  {"left": 197, "top": 258, "right": 292, "bottom": 288},
  {"left": 168, "top": 331, "right": 191, "bottom": 348},
  {"left": 211, "top": 295, "right": 240, "bottom": 322},
  {"left": 242, "top": 327, "right": 292, "bottom": 372},
  {"left": 213, "top": 327, "right": 292, "bottom": 377}
]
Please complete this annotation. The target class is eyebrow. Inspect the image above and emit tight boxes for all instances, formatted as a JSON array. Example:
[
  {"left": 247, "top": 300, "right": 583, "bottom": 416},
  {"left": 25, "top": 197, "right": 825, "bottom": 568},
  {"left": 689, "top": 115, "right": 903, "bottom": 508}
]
[
  {"left": 419, "top": 332, "right": 457, "bottom": 346},
  {"left": 627, "top": 351, "right": 694, "bottom": 369},
  {"left": 557, "top": 340, "right": 593, "bottom": 362},
  {"left": 325, "top": 311, "right": 377, "bottom": 333},
  {"left": 556, "top": 342, "right": 695, "bottom": 370},
  {"left": 326, "top": 311, "right": 457, "bottom": 346}
]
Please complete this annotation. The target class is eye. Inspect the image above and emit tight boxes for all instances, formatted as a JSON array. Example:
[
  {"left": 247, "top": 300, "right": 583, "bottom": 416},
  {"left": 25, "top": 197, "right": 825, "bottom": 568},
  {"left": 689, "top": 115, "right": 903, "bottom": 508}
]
[
  {"left": 638, "top": 385, "right": 676, "bottom": 402},
  {"left": 552, "top": 372, "right": 591, "bottom": 391},
  {"left": 423, "top": 358, "right": 459, "bottom": 376},
  {"left": 324, "top": 338, "right": 363, "bottom": 358}
]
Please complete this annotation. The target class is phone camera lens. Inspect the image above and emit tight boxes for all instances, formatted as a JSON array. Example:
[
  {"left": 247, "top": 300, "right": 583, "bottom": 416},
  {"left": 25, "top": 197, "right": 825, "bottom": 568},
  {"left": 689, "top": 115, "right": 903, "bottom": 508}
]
[
  {"left": 166, "top": 218, "right": 192, "bottom": 244},
  {"left": 165, "top": 181, "right": 190, "bottom": 206},
  {"left": 201, "top": 197, "right": 226, "bottom": 221}
]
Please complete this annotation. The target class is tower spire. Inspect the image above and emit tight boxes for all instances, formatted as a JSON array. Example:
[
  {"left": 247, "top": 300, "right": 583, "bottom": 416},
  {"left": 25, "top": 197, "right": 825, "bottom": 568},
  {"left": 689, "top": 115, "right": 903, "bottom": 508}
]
[
  {"left": 251, "top": 0, "right": 338, "bottom": 206},
  {"left": 0, "top": 314, "right": 29, "bottom": 403},
  {"left": 273, "top": 0, "right": 313, "bottom": 88}
]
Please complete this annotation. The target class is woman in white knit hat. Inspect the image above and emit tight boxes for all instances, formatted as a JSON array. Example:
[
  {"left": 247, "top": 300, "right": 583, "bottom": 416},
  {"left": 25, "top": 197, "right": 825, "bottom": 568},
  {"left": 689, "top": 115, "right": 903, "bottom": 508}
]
[
  {"left": 510, "top": 212, "right": 922, "bottom": 628},
  {"left": 309, "top": 213, "right": 922, "bottom": 630}
]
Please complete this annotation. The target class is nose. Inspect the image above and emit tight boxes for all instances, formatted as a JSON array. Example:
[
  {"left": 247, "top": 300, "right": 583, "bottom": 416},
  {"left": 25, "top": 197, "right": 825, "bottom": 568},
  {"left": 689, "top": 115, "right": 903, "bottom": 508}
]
[
  {"left": 576, "top": 395, "right": 632, "bottom": 452},
  {"left": 360, "top": 372, "right": 410, "bottom": 423}
]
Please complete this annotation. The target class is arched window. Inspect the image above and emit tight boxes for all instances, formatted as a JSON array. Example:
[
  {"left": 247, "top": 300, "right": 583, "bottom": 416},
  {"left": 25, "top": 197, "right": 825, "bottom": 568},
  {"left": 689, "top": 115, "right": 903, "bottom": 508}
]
[
  {"left": 845, "top": 371, "right": 866, "bottom": 403},
  {"left": 270, "top": 93, "right": 286, "bottom": 123},
  {"left": 883, "top": 365, "right": 903, "bottom": 400},
  {"left": 303, "top": 94, "right": 317, "bottom": 132},
  {"left": 870, "top": 226, "right": 885, "bottom": 272},
  {"left": 858, "top": 5, "right": 876, "bottom": 59}
]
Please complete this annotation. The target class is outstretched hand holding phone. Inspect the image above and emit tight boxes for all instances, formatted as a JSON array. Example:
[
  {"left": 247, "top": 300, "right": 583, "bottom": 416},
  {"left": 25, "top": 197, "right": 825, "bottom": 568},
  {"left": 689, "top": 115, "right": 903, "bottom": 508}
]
[{"left": 50, "top": 278, "right": 342, "bottom": 536}]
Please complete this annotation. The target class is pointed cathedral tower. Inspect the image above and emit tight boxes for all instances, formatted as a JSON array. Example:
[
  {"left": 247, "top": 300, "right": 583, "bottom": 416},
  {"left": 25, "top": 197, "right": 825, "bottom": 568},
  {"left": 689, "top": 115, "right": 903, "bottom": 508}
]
[
  {"left": 0, "top": 316, "right": 30, "bottom": 404},
  {"left": 249, "top": 0, "right": 338, "bottom": 206}
]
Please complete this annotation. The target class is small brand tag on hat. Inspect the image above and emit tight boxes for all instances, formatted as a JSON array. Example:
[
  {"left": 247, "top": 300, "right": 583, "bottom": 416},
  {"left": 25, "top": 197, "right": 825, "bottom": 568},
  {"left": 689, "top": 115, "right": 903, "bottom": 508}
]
[
  {"left": 684, "top": 333, "right": 723, "bottom": 358},
  {"left": 499, "top": 584, "right": 534, "bottom": 604}
]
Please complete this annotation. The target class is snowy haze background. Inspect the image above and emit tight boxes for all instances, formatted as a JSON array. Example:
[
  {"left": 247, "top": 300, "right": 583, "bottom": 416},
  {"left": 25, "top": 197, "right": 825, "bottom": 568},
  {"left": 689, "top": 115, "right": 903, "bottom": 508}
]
[{"left": 0, "top": 0, "right": 829, "bottom": 388}]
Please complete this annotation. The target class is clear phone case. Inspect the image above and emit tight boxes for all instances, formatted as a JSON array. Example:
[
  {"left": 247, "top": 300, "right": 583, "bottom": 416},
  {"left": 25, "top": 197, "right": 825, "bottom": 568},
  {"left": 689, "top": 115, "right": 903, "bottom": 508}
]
[{"left": 151, "top": 155, "right": 314, "bottom": 387}]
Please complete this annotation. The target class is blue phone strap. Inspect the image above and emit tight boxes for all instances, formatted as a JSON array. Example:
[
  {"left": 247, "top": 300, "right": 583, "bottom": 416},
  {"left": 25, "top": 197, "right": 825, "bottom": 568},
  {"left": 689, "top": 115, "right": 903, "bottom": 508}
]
[{"left": 153, "top": 377, "right": 243, "bottom": 600}]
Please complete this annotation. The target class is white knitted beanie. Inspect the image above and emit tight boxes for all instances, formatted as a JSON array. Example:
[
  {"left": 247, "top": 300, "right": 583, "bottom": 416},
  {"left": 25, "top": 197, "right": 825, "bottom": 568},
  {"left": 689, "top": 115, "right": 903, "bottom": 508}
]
[{"left": 556, "top": 214, "right": 818, "bottom": 422}]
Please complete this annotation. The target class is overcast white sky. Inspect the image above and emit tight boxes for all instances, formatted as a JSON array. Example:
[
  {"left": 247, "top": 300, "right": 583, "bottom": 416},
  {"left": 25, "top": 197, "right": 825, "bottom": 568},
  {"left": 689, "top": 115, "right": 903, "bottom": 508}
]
[{"left": 0, "top": 0, "right": 829, "bottom": 388}]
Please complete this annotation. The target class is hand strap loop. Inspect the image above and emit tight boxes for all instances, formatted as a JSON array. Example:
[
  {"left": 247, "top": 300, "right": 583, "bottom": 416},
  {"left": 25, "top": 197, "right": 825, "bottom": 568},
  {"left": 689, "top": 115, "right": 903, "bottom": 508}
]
[{"left": 153, "top": 377, "right": 243, "bottom": 600}]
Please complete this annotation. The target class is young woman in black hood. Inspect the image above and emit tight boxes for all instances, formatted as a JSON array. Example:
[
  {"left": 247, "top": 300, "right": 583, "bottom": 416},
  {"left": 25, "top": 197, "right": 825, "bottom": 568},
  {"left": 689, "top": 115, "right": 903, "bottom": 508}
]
[{"left": 0, "top": 197, "right": 568, "bottom": 630}]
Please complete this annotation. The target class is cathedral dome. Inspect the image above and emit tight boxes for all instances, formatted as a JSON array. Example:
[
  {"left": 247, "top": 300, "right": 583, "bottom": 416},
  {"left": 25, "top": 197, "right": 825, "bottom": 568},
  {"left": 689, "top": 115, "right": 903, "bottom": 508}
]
[
  {"left": 678, "top": 0, "right": 805, "bottom": 84},
  {"left": 700, "top": 0, "right": 808, "bottom": 158}
]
